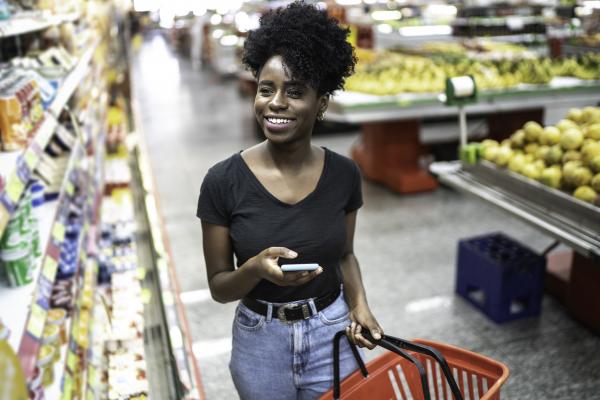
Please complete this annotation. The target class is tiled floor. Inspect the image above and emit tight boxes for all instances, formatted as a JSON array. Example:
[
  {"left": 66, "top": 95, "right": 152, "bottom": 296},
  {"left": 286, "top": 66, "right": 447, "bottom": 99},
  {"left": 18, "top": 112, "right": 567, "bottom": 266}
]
[{"left": 131, "top": 33, "right": 600, "bottom": 400}]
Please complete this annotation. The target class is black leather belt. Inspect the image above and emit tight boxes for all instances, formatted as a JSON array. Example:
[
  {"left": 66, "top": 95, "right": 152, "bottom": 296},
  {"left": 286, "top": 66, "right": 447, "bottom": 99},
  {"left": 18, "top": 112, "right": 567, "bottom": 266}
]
[{"left": 242, "top": 288, "right": 340, "bottom": 323}]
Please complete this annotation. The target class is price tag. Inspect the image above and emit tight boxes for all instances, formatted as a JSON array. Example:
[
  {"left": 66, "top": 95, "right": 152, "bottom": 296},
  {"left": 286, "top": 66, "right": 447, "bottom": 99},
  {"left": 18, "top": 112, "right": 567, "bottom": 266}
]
[
  {"left": 65, "top": 181, "right": 75, "bottom": 197},
  {"left": 141, "top": 288, "right": 152, "bottom": 304},
  {"left": 136, "top": 267, "right": 146, "bottom": 281},
  {"left": 6, "top": 173, "right": 25, "bottom": 204},
  {"left": 23, "top": 149, "right": 39, "bottom": 170},
  {"left": 67, "top": 350, "right": 78, "bottom": 372},
  {"left": 42, "top": 257, "right": 58, "bottom": 282},
  {"left": 52, "top": 222, "right": 65, "bottom": 242},
  {"left": 88, "top": 365, "right": 97, "bottom": 386},
  {"left": 62, "top": 375, "right": 73, "bottom": 400},
  {"left": 26, "top": 303, "right": 47, "bottom": 339}
]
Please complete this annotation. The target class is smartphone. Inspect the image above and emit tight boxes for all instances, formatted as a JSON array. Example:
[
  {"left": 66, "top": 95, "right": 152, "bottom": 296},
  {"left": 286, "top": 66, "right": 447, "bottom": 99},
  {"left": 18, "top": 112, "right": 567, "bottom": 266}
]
[{"left": 280, "top": 263, "right": 320, "bottom": 272}]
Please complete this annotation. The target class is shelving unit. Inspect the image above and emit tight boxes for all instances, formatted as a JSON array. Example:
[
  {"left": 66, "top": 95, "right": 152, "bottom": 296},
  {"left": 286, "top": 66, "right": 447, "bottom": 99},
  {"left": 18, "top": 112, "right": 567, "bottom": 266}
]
[
  {"left": 0, "top": 12, "right": 80, "bottom": 38},
  {"left": 432, "top": 159, "right": 600, "bottom": 333},
  {"left": 0, "top": 39, "right": 99, "bottom": 238}
]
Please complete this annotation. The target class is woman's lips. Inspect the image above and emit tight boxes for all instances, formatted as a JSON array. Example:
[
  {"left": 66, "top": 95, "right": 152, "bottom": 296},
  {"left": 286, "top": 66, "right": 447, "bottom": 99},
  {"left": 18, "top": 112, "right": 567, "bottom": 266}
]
[{"left": 264, "top": 117, "right": 297, "bottom": 133}]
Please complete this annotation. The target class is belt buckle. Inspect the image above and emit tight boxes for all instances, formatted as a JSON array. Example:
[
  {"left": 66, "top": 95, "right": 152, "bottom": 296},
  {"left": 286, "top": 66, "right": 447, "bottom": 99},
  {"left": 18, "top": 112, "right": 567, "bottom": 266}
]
[{"left": 277, "top": 303, "right": 310, "bottom": 323}]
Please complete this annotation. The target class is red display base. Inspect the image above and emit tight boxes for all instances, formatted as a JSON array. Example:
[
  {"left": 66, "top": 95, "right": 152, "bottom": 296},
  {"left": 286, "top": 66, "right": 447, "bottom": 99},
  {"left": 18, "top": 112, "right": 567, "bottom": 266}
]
[{"left": 351, "top": 120, "right": 437, "bottom": 194}]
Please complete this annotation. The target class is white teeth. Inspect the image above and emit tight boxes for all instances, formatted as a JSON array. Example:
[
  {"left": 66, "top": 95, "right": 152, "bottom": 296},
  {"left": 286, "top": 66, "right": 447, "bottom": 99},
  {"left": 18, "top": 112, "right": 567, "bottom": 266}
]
[{"left": 266, "top": 117, "right": 292, "bottom": 125}]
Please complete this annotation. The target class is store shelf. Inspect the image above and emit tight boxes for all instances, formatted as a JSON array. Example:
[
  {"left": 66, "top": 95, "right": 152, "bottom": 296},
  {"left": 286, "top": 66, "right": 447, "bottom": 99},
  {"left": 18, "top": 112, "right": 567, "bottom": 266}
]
[
  {"left": 0, "top": 12, "right": 80, "bottom": 38},
  {"left": 0, "top": 199, "right": 59, "bottom": 352},
  {"left": 328, "top": 77, "right": 600, "bottom": 124},
  {"left": 434, "top": 161, "right": 600, "bottom": 259},
  {"left": 0, "top": 39, "right": 98, "bottom": 238},
  {"left": 130, "top": 91, "right": 204, "bottom": 398},
  {"left": 16, "top": 141, "right": 85, "bottom": 381}
]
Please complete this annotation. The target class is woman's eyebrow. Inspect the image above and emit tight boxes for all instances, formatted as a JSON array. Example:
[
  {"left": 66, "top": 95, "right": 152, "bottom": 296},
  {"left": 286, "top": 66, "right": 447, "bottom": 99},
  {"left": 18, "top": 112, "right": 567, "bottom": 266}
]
[
  {"left": 257, "top": 80, "right": 306, "bottom": 88},
  {"left": 284, "top": 80, "right": 305, "bottom": 87}
]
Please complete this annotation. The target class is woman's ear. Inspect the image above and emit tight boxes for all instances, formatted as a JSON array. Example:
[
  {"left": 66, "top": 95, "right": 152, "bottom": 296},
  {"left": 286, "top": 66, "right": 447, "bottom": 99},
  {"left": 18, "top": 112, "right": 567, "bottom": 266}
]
[{"left": 319, "top": 94, "right": 330, "bottom": 114}]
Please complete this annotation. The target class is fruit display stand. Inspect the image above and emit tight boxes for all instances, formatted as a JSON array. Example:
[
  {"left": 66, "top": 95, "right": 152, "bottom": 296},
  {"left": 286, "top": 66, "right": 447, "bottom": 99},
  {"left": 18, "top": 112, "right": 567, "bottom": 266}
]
[
  {"left": 328, "top": 78, "right": 600, "bottom": 194},
  {"left": 432, "top": 158, "right": 600, "bottom": 332}
]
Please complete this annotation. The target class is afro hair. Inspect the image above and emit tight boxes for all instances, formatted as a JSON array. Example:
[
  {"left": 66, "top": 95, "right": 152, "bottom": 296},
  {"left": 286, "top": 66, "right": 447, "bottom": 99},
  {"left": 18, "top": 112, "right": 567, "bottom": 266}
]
[{"left": 242, "top": 1, "right": 356, "bottom": 96}]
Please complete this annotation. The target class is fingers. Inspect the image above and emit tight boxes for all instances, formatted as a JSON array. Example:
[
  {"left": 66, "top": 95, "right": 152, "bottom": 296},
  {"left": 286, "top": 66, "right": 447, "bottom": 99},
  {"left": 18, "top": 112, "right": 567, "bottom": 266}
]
[
  {"left": 265, "top": 247, "right": 297, "bottom": 259},
  {"left": 280, "top": 267, "right": 323, "bottom": 286},
  {"left": 347, "top": 322, "right": 383, "bottom": 350}
]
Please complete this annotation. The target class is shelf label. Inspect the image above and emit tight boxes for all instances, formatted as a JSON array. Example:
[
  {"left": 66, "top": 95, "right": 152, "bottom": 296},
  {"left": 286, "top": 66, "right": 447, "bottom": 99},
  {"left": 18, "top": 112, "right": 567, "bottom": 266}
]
[
  {"left": 52, "top": 222, "right": 65, "bottom": 242},
  {"left": 6, "top": 173, "right": 25, "bottom": 205},
  {"left": 136, "top": 267, "right": 146, "bottom": 281},
  {"left": 62, "top": 374, "right": 73, "bottom": 400},
  {"left": 141, "top": 288, "right": 152, "bottom": 304},
  {"left": 67, "top": 350, "right": 77, "bottom": 372},
  {"left": 88, "top": 365, "right": 97, "bottom": 386},
  {"left": 65, "top": 181, "right": 75, "bottom": 197},
  {"left": 23, "top": 149, "right": 39, "bottom": 170},
  {"left": 0, "top": 341, "right": 28, "bottom": 400},
  {"left": 42, "top": 257, "right": 58, "bottom": 282},
  {"left": 26, "top": 303, "right": 47, "bottom": 339}
]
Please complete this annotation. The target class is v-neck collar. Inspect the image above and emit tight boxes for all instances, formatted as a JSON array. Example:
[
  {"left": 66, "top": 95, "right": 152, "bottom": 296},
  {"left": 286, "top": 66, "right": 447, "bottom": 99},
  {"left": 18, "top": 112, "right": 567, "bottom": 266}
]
[{"left": 235, "top": 147, "right": 330, "bottom": 208}]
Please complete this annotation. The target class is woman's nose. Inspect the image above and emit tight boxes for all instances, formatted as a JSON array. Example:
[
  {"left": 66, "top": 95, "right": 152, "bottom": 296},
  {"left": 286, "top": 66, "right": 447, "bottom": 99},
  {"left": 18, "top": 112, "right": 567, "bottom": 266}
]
[{"left": 269, "top": 90, "right": 288, "bottom": 110}]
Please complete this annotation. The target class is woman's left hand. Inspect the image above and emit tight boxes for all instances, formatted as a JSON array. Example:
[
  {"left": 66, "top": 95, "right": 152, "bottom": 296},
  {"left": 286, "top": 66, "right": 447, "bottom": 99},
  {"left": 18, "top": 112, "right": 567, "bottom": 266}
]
[{"left": 346, "top": 303, "right": 383, "bottom": 350}]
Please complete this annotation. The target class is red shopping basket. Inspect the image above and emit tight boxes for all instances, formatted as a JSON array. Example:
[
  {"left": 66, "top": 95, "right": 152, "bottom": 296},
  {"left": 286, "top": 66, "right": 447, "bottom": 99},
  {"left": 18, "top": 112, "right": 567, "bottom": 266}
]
[{"left": 320, "top": 331, "right": 509, "bottom": 400}]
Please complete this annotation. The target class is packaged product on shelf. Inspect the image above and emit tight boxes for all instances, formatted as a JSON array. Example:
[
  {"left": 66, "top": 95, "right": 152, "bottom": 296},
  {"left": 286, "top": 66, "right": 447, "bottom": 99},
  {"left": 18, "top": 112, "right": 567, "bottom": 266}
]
[
  {"left": 41, "top": 323, "right": 61, "bottom": 362},
  {"left": 50, "top": 277, "right": 74, "bottom": 310},
  {"left": 28, "top": 366, "right": 44, "bottom": 400},
  {"left": 46, "top": 308, "right": 67, "bottom": 345},
  {"left": 0, "top": 71, "right": 44, "bottom": 150},
  {"left": 0, "top": 0, "right": 10, "bottom": 20},
  {"left": 0, "top": 192, "right": 38, "bottom": 286},
  {"left": 36, "top": 344, "right": 55, "bottom": 388}
]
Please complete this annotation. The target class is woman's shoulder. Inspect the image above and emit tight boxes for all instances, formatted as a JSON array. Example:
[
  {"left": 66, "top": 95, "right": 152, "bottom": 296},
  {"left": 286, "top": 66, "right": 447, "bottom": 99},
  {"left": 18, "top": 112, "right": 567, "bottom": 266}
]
[
  {"left": 324, "top": 148, "right": 360, "bottom": 175},
  {"left": 205, "top": 153, "right": 242, "bottom": 179}
]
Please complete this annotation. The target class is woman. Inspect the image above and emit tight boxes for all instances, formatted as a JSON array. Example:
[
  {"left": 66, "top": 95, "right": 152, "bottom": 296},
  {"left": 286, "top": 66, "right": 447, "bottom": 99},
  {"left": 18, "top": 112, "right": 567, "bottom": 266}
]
[{"left": 197, "top": 2, "right": 383, "bottom": 399}]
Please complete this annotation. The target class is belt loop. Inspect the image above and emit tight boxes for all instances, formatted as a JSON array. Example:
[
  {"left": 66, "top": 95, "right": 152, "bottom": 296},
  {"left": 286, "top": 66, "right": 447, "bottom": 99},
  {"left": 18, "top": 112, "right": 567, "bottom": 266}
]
[
  {"left": 266, "top": 303, "right": 273, "bottom": 323},
  {"left": 308, "top": 298, "right": 318, "bottom": 315}
]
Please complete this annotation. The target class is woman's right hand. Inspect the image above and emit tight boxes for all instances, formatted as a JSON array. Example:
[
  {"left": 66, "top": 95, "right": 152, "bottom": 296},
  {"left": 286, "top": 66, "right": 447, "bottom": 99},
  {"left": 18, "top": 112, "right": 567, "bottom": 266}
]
[{"left": 249, "top": 247, "right": 323, "bottom": 287}]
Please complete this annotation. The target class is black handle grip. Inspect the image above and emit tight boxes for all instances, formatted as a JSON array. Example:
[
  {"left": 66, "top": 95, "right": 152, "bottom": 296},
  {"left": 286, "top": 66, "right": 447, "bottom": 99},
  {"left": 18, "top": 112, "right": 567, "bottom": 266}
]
[
  {"left": 362, "top": 331, "right": 463, "bottom": 400},
  {"left": 332, "top": 330, "right": 432, "bottom": 400}
]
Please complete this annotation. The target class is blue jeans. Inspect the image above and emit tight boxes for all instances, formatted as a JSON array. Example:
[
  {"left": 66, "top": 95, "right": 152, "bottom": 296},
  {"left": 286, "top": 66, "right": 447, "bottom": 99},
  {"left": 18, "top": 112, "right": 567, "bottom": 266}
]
[{"left": 229, "top": 290, "right": 362, "bottom": 400}]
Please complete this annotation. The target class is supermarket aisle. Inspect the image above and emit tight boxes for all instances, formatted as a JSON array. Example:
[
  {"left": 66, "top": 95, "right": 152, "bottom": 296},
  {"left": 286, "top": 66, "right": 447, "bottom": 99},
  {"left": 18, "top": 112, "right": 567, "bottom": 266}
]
[{"left": 131, "top": 33, "right": 600, "bottom": 399}]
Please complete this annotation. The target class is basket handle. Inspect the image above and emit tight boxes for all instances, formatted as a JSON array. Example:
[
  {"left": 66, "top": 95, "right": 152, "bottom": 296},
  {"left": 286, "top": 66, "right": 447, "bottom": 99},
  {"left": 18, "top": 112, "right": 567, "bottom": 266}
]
[
  {"left": 333, "top": 331, "right": 431, "bottom": 400},
  {"left": 363, "top": 332, "right": 464, "bottom": 400},
  {"left": 333, "top": 331, "right": 368, "bottom": 400}
]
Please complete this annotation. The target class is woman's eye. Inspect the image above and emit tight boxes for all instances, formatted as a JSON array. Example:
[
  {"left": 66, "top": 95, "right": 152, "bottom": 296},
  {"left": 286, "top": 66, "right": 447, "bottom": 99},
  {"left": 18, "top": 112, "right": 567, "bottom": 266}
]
[
  {"left": 287, "top": 89, "right": 303, "bottom": 98},
  {"left": 259, "top": 88, "right": 272, "bottom": 96}
]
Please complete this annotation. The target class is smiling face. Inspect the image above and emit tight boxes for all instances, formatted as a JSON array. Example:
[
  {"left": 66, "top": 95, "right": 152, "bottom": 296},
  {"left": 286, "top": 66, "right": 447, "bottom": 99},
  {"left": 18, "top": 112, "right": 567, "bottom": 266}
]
[{"left": 254, "top": 55, "right": 327, "bottom": 145}]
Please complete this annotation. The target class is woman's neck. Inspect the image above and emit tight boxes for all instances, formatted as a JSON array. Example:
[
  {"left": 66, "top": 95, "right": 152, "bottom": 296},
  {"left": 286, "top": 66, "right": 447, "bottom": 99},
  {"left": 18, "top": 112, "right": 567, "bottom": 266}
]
[{"left": 264, "top": 139, "right": 318, "bottom": 171}]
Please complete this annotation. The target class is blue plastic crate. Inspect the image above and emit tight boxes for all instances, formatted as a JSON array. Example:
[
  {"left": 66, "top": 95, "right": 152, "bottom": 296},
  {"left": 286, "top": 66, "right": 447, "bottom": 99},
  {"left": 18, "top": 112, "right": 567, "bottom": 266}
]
[{"left": 456, "top": 232, "right": 546, "bottom": 323}]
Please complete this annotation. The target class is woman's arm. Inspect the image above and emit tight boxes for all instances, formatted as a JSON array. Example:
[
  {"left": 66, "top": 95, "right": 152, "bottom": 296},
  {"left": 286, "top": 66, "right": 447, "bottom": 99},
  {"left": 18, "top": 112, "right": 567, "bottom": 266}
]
[
  {"left": 340, "top": 211, "right": 383, "bottom": 349},
  {"left": 202, "top": 221, "right": 323, "bottom": 303}
]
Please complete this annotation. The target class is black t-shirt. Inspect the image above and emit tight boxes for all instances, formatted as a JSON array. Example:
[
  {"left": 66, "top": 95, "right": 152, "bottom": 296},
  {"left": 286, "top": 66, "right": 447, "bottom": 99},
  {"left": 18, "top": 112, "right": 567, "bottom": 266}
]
[{"left": 196, "top": 147, "right": 363, "bottom": 302}]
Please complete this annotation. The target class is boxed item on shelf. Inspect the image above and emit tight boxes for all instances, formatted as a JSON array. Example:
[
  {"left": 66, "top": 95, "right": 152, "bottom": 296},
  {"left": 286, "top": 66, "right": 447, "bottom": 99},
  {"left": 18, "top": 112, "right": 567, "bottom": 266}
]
[
  {"left": 456, "top": 232, "right": 546, "bottom": 323},
  {"left": 0, "top": 70, "right": 45, "bottom": 150}
]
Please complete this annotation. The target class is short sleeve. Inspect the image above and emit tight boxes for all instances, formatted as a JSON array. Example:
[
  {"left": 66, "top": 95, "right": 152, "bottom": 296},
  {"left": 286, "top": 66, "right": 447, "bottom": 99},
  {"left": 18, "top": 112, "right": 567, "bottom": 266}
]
[
  {"left": 196, "top": 168, "right": 230, "bottom": 226},
  {"left": 344, "top": 162, "right": 363, "bottom": 214}
]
